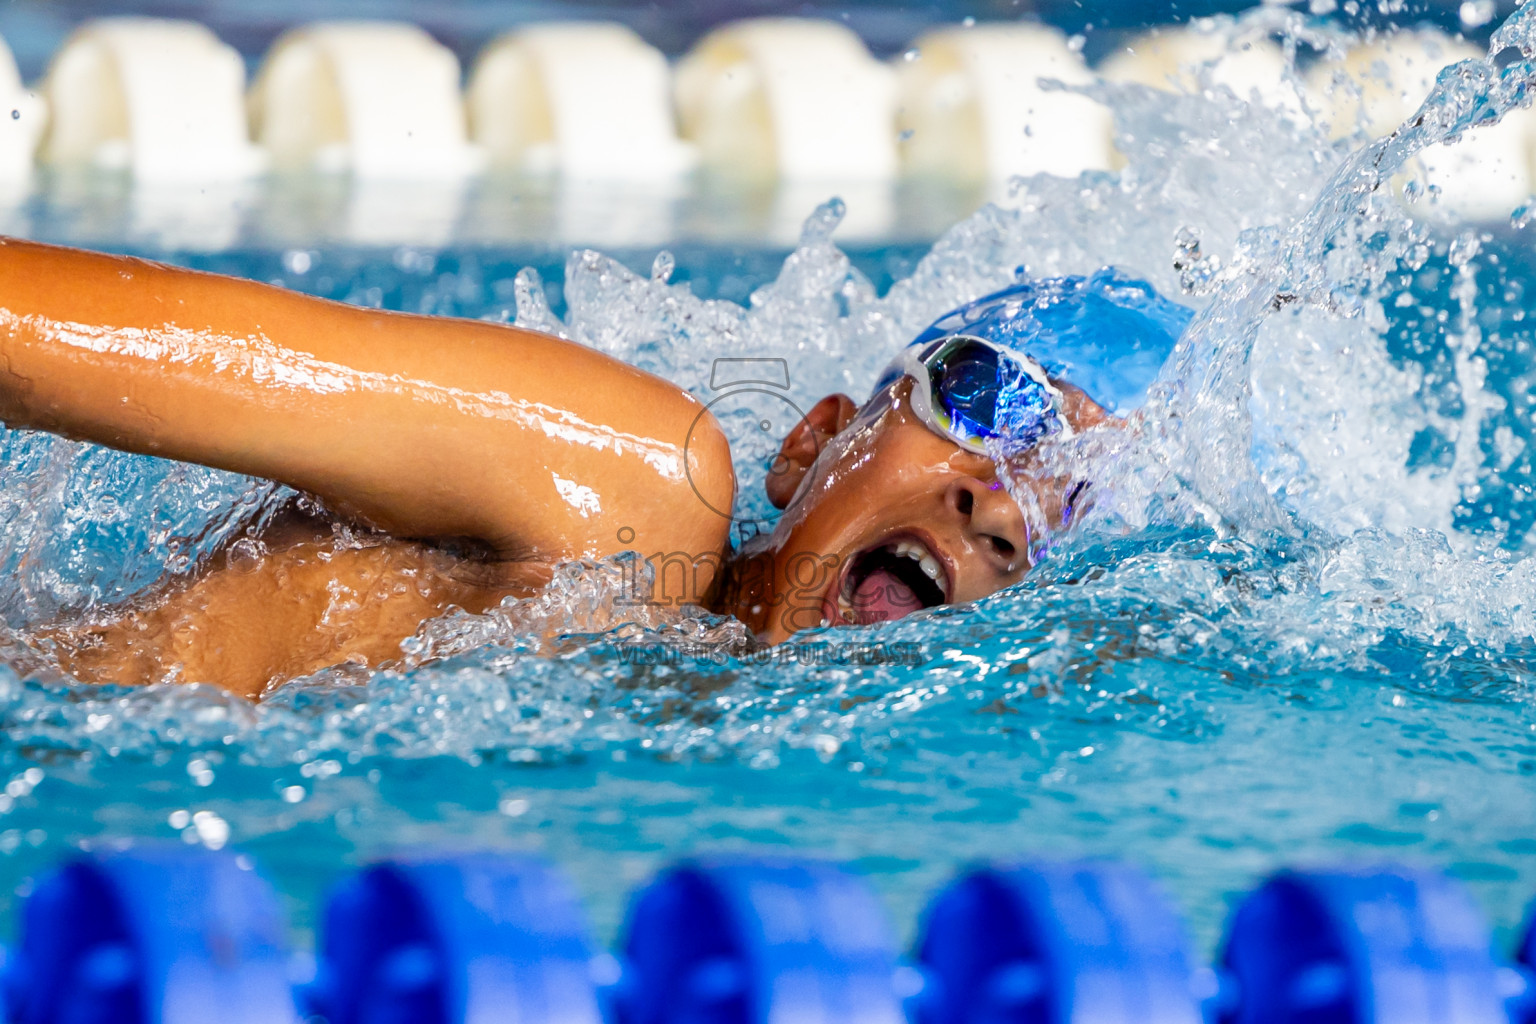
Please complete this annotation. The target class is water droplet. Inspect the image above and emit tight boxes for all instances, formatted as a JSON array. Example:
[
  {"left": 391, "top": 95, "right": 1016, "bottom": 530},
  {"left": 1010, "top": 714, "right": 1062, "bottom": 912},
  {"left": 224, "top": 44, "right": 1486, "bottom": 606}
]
[
  {"left": 1460, "top": 0, "right": 1496, "bottom": 28},
  {"left": 1512, "top": 200, "right": 1536, "bottom": 229},
  {"left": 902, "top": 48, "right": 920, "bottom": 62},
  {"left": 799, "top": 198, "right": 846, "bottom": 246},
  {"left": 9, "top": 110, "right": 17, "bottom": 121},
  {"left": 512, "top": 266, "right": 559, "bottom": 333},
  {"left": 191, "top": 809, "right": 229, "bottom": 849},
  {"left": 1172, "top": 226, "right": 1223, "bottom": 295},
  {"left": 1448, "top": 230, "right": 1481, "bottom": 267},
  {"left": 650, "top": 250, "right": 675, "bottom": 283},
  {"left": 962, "top": 16, "right": 976, "bottom": 27}
]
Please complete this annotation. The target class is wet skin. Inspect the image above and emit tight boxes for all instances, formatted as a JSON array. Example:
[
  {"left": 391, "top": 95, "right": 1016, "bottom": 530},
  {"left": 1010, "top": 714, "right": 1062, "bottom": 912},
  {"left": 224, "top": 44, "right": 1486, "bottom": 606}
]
[
  {"left": 716, "top": 378, "right": 1110, "bottom": 643},
  {"left": 0, "top": 237, "right": 727, "bottom": 697},
  {"left": 0, "top": 238, "right": 1105, "bottom": 697}
]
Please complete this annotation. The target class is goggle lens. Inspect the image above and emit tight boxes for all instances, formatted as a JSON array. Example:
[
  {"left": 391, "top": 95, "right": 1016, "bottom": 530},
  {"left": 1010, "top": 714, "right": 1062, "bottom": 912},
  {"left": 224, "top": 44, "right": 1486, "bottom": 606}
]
[
  {"left": 928, "top": 339, "right": 1006, "bottom": 445},
  {"left": 872, "top": 335, "right": 1066, "bottom": 453}
]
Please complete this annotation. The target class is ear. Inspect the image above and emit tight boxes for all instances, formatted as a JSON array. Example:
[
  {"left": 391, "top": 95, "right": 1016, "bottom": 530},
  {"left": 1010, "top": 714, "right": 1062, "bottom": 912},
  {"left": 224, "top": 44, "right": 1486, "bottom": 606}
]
[{"left": 765, "top": 393, "right": 858, "bottom": 509}]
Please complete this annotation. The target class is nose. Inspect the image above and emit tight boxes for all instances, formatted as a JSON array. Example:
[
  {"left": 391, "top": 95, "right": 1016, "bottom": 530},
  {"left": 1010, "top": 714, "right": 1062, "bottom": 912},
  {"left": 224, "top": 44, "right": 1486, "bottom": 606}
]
[{"left": 945, "top": 477, "right": 1029, "bottom": 572}]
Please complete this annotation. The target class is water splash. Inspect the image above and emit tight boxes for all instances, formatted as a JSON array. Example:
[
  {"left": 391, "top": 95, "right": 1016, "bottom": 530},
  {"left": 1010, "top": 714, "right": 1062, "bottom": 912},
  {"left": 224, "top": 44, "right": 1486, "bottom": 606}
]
[
  {"left": 0, "top": 7, "right": 1535, "bottom": 948},
  {"left": 4, "top": 10, "right": 1535, "bottom": 746}
]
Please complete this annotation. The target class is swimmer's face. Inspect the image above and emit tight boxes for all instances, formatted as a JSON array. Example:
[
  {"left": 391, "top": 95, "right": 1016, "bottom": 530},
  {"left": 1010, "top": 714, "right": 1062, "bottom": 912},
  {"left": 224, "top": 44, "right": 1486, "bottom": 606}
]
[{"left": 743, "top": 377, "right": 1106, "bottom": 643}]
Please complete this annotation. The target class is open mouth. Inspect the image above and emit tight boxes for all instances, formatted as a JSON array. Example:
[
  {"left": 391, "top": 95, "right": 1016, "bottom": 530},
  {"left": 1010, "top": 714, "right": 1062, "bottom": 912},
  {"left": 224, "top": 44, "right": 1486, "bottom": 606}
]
[{"left": 824, "top": 533, "right": 951, "bottom": 626}]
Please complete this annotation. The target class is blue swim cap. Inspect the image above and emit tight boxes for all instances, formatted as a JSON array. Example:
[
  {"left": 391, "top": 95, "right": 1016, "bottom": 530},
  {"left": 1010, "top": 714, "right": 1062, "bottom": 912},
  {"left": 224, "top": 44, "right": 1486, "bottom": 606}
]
[{"left": 906, "top": 267, "right": 1193, "bottom": 416}]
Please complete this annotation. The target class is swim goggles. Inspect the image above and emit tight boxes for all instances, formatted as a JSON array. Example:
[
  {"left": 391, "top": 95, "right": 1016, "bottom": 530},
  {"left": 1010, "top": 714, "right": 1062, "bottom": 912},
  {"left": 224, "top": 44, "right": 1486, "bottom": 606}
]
[{"left": 873, "top": 333, "right": 1073, "bottom": 455}]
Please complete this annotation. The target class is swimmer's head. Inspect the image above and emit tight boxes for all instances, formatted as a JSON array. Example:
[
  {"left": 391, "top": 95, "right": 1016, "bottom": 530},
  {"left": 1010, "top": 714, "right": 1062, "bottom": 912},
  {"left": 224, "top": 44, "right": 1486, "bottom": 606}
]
[{"left": 732, "top": 268, "right": 1192, "bottom": 643}]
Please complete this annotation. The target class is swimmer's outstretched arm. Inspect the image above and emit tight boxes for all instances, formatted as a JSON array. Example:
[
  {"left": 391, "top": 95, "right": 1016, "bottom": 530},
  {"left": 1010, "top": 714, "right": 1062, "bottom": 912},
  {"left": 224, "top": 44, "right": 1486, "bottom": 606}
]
[{"left": 0, "top": 238, "right": 734, "bottom": 581}]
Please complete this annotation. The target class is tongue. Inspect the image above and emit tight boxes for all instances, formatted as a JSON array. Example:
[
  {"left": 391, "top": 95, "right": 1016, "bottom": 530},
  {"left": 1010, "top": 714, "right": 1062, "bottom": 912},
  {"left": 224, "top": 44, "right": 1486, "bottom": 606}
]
[{"left": 851, "top": 568, "right": 925, "bottom": 623}]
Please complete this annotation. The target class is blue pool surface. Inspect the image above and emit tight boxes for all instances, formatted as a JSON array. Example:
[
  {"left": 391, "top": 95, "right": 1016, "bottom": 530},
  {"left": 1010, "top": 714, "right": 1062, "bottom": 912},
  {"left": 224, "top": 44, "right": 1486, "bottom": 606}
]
[{"left": 0, "top": 232, "right": 1532, "bottom": 954}]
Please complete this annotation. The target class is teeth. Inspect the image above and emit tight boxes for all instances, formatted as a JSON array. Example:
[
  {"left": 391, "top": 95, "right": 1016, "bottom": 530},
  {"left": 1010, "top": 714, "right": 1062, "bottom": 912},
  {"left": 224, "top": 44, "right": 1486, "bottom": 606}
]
[{"left": 891, "top": 539, "right": 944, "bottom": 586}]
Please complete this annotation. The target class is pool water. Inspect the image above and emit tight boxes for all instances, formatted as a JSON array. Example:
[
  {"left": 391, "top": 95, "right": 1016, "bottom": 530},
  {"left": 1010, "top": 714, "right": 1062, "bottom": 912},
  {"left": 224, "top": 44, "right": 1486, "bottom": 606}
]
[{"left": 2, "top": 12, "right": 1536, "bottom": 957}]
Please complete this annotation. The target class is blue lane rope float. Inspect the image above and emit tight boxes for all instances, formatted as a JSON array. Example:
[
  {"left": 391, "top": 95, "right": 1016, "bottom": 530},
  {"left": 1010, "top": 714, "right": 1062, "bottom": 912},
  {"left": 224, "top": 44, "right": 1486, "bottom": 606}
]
[
  {"left": 310, "top": 855, "right": 603, "bottom": 1024},
  {"left": 4, "top": 847, "right": 1536, "bottom": 1024},
  {"left": 913, "top": 861, "right": 1204, "bottom": 1024},
  {"left": 615, "top": 856, "right": 907, "bottom": 1024},
  {"left": 4, "top": 847, "right": 300, "bottom": 1024},
  {"left": 1219, "top": 868, "right": 1522, "bottom": 1024},
  {"left": 1521, "top": 913, "right": 1536, "bottom": 1024}
]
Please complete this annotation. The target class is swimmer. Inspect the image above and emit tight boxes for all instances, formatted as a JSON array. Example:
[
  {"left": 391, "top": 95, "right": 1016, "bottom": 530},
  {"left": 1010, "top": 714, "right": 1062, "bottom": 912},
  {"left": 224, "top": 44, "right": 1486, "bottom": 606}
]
[{"left": 0, "top": 239, "right": 1189, "bottom": 698}]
